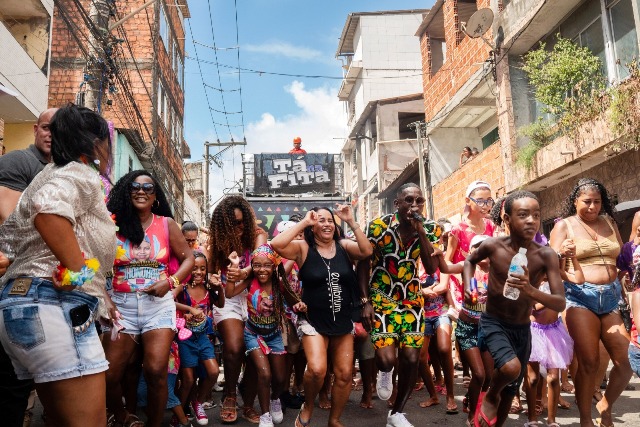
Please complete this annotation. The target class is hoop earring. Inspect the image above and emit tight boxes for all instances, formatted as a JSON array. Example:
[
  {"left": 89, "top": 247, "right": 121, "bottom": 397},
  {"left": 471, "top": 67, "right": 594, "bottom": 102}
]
[{"left": 153, "top": 200, "right": 160, "bottom": 209}]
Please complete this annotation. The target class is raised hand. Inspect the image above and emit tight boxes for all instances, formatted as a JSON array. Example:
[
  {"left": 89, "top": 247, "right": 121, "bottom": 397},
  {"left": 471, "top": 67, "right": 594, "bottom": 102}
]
[
  {"left": 333, "top": 203, "right": 354, "bottom": 223},
  {"left": 304, "top": 210, "right": 318, "bottom": 227}
]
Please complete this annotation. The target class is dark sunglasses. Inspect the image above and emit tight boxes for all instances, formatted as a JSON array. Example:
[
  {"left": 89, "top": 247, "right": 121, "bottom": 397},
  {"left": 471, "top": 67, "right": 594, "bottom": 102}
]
[
  {"left": 403, "top": 195, "right": 426, "bottom": 205},
  {"left": 130, "top": 182, "right": 156, "bottom": 194},
  {"left": 469, "top": 196, "right": 495, "bottom": 208},
  {"left": 233, "top": 219, "right": 244, "bottom": 226}
]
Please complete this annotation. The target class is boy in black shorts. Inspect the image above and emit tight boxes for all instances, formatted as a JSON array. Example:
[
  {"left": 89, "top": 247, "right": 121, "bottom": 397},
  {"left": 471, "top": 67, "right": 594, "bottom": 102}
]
[{"left": 463, "top": 191, "right": 565, "bottom": 427}]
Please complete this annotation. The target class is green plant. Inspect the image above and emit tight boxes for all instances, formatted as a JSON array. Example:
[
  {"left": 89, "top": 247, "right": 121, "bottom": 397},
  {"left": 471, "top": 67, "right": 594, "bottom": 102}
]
[
  {"left": 516, "top": 119, "right": 555, "bottom": 169},
  {"left": 517, "top": 36, "right": 607, "bottom": 169},
  {"left": 609, "top": 60, "right": 640, "bottom": 151}
]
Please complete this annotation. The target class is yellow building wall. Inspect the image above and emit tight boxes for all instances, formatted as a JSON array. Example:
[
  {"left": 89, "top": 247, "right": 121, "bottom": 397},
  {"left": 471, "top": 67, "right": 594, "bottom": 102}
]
[{"left": 4, "top": 123, "right": 35, "bottom": 152}]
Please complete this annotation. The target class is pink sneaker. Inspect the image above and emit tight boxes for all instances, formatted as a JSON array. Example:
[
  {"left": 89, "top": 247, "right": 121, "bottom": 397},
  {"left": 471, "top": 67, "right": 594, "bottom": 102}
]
[{"left": 192, "top": 400, "right": 208, "bottom": 426}]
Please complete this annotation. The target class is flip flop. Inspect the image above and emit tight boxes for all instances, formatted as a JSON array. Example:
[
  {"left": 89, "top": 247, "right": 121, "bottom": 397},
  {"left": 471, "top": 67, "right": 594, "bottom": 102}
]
[
  {"left": 295, "top": 404, "right": 311, "bottom": 427},
  {"left": 446, "top": 405, "right": 459, "bottom": 415},
  {"left": 419, "top": 397, "right": 439, "bottom": 408},
  {"left": 475, "top": 407, "right": 498, "bottom": 427},
  {"left": 595, "top": 417, "right": 614, "bottom": 427}
]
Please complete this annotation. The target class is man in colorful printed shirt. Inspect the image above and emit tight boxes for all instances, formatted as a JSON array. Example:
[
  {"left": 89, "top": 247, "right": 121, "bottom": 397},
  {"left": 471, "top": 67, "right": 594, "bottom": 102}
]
[{"left": 358, "top": 182, "right": 436, "bottom": 427}]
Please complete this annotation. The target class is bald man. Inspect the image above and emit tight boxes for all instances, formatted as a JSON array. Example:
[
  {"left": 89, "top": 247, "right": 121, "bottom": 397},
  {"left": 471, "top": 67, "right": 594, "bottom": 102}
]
[{"left": 0, "top": 108, "right": 57, "bottom": 223}]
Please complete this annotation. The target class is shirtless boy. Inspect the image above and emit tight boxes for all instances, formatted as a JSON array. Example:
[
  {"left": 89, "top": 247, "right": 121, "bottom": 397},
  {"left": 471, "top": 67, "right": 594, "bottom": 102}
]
[{"left": 463, "top": 191, "right": 565, "bottom": 427}]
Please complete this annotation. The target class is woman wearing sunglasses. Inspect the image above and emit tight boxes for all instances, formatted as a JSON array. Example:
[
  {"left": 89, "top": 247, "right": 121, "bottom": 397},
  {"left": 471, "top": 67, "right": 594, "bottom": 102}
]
[
  {"left": 208, "top": 195, "right": 267, "bottom": 423},
  {"left": 104, "top": 170, "right": 194, "bottom": 427}
]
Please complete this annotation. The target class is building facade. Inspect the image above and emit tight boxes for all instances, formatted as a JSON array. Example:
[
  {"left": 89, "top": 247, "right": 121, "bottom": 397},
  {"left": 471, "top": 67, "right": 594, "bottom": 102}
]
[
  {"left": 336, "top": 9, "right": 429, "bottom": 227},
  {"left": 48, "top": 0, "right": 190, "bottom": 220},
  {"left": 0, "top": 0, "right": 53, "bottom": 153}
]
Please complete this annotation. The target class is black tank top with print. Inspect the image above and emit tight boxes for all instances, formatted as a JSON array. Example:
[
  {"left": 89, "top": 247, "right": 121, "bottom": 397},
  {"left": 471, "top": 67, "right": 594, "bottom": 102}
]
[{"left": 299, "top": 243, "right": 355, "bottom": 336}]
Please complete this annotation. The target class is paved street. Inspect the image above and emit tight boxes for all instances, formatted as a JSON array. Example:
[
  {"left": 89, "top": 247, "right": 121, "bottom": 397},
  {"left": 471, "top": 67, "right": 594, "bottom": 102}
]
[{"left": 29, "top": 370, "right": 640, "bottom": 426}]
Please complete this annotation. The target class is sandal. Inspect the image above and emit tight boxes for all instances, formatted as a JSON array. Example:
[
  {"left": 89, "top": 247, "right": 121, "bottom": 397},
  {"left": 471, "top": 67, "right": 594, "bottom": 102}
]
[
  {"left": 295, "top": 403, "right": 311, "bottom": 427},
  {"left": 241, "top": 406, "right": 260, "bottom": 424},
  {"left": 561, "top": 382, "right": 575, "bottom": 393},
  {"left": 220, "top": 396, "right": 238, "bottom": 424}
]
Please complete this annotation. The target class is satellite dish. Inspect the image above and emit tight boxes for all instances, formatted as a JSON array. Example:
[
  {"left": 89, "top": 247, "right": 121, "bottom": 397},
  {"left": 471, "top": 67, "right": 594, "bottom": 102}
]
[{"left": 461, "top": 8, "right": 494, "bottom": 39}]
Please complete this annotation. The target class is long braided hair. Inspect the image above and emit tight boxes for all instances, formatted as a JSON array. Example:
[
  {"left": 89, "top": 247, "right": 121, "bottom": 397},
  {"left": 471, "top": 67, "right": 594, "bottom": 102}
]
[
  {"left": 208, "top": 195, "right": 258, "bottom": 272},
  {"left": 559, "top": 178, "right": 616, "bottom": 221},
  {"left": 107, "top": 170, "right": 173, "bottom": 245}
]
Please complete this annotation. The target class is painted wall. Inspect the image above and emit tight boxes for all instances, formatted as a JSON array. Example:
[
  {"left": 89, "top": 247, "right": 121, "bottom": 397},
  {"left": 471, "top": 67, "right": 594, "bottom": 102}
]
[
  {"left": 429, "top": 127, "right": 481, "bottom": 185},
  {"left": 3, "top": 123, "right": 34, "bottom": 152},
  {"left": 112, "top": 131, "right": 143, "bottom": 182}
]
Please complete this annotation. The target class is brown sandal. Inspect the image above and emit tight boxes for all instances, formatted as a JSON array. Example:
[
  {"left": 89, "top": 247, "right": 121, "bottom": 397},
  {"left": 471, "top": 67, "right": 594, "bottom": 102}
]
[
  {"left": 220, "top": 396, "right": 238, "bottom": 424},
  {"left": 241, "top": 406, "right": 260, "bottom": 424}
]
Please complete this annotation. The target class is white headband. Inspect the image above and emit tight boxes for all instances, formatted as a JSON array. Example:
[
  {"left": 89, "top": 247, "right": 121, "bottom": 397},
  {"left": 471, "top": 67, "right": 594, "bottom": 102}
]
[{"left": 465, "top": 180, "right": 491, "bottom": 198}]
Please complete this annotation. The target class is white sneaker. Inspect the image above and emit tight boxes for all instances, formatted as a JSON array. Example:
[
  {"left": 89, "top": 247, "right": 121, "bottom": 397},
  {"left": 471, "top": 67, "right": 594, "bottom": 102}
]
[
  {"left": 270, "top": 398, "right": 283, "bottom": 424},
  {"left": 376, "top": 369, "right": 394, "bottom": 401},
  {"left": 386, "top": 410, "right": 414, "bottom": 427},
  {"left": 259, "top": 412, "right": 274, "bottom": 427}
]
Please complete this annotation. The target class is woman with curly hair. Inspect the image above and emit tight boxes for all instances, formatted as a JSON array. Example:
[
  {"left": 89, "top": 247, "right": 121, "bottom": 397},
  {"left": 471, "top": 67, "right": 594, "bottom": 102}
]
[
  {"left": 209, "top": 195, "right": 267, "bottom": 423},
  {"left": 104, "top": 170, "right": 194, "bottom": 427},
  {"left": 550, "top": 178, "right": 632, "bottom": 427}
]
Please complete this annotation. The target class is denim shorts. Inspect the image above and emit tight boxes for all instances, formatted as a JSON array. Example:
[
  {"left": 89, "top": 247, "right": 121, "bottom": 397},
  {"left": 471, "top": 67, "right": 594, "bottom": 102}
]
[
  {"left": 178, "top": 332, "right": 215, "bottom": 368},
  {"left": 424, "top": 314, "right": 451, "bottom": 337},
  {"left": 564, "top": 280, "right": 622, "bottom": 315},
  {"left": 138, "top": 372, "right": 180, "bottom": 408},
  {"left": 244, "top": 328, "right": 286, "bottom": 356},
  {"left": 0, "top": 278, "right": 108, "bottom": 383},
  {"left": 629, "top": 343, "right": 640, "bottom": 377},
  {"left": 110, "top": 291, "right": 176, "bottom": 335}
]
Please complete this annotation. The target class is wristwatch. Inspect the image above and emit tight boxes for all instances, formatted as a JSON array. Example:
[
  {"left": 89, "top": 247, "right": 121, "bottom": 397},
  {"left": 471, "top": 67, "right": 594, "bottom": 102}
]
[{"left": 360, "top": 296, "right": 370, "bottom": 305}]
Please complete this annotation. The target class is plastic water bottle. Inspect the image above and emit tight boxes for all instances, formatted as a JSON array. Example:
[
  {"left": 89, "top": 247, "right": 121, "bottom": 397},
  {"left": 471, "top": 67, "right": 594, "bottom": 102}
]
[
  {"left": 470, "top": 277, "right": 478, "bottom": 304},
  {"left": 504, "top": 248, "right": 528, "bottom": 300}
]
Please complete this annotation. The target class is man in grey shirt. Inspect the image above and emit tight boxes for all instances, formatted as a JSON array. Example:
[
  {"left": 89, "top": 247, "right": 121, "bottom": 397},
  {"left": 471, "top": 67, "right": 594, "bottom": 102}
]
[
  {"left": 0, "top": 108, "right": 56, "bottom": 223},
  {"left": 0, "top": 108, "right": 56, "bottom": 426}
]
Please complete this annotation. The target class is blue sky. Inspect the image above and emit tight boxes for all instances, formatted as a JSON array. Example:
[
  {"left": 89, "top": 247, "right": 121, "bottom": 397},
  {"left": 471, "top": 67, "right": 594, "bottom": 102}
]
[{"left": 184, "top": 1, "right": 432, "bottom": 202}]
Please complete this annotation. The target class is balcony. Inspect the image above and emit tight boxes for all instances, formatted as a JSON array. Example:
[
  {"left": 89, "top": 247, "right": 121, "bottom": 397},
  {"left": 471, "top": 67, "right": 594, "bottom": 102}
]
[{"left": 338, "top": 60, "right": 362, "bottom": 101}]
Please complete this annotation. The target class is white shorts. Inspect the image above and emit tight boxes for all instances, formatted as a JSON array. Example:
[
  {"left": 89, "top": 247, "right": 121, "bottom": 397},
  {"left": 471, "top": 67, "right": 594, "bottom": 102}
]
[{"left": 212, "top": 292, "right": 247, "bottom": 325}]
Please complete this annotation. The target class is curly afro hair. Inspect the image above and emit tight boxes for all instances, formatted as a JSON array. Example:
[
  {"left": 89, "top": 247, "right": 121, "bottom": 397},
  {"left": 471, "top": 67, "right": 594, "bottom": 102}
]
[
  {"left": 208, "top": 195, "right": 259, "bottom": 272},
  {"left": 107, "top": 170, "right": 173, "bottom": 245}
]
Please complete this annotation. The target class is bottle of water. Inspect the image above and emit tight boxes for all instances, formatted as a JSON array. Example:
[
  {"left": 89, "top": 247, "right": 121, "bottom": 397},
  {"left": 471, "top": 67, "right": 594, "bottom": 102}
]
[{"left": 504, "top": 248, "right": 528, "bottom": 300}]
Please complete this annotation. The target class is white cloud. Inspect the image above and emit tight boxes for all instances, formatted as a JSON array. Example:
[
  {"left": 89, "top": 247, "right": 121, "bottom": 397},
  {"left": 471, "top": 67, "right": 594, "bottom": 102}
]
[
  {"left": 206, "top": 81, "right": 348, "bottom": 206},
  {"left": 244, "top": 41, "right": 324, "bottom": 62}
]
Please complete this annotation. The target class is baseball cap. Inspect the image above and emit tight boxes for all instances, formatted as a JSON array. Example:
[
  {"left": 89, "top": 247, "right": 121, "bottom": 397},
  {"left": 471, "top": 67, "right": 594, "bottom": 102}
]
[
  {"left": 465, "top": 180, "right": 491, "bottom": 198},
  {"left": 469, "top": 234, "right": 489, "bottom": 249}
]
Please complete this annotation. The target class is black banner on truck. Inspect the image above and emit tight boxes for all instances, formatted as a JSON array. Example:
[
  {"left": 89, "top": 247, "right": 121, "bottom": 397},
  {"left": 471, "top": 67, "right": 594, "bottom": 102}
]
[{"left": 253, "top": 153, "right": 335, "bottom": 194}]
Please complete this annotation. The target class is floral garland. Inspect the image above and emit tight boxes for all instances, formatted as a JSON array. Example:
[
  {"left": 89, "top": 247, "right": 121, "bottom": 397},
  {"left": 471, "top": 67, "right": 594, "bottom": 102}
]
[{"left": 55, "top": 257, "right": 100, "bottom": 287}]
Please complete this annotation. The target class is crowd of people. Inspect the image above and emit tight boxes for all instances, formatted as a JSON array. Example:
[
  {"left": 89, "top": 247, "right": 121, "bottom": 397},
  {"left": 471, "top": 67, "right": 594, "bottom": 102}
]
[{"left": 0, "top": 105, "right": 638, "bottom": 427}]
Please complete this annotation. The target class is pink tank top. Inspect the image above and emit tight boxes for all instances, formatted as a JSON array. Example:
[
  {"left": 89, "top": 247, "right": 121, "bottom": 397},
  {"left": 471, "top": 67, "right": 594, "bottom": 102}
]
[{"left": 112, "top": 214, "right": 170, "bottom": 292}]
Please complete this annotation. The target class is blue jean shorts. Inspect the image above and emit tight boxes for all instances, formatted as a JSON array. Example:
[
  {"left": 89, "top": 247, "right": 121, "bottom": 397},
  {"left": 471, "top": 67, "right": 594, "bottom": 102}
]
[
  {"left": 138, "top": 372, "right": 180, "bottom": 408},
  {"left": 564, "top": 280, "right": 621, "bottom": 315},
  {"left": 629, "top": 343, "right": 640, "bottom": 377},
  {"left": 244, "top": 328, "right": 286, "bottom": 356},
  {"left": 178, "top": 333, "right": 215, "bottom": 368},
  {"left": 0, "top": 278, "right": 108, "bottom": 383},
  {"left": 110, "top": 291, "right": 176, "bottom": 335},
  {"left": 424, "top": 314, "right": 451, "bottom": 337}
]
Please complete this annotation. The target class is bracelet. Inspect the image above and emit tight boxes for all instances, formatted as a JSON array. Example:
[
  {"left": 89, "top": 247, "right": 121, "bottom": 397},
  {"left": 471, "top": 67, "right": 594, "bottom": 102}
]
[
  {"left": 556, "top": 251, "right": 565, "bottom": 260},
  {"left": 55, "top": 257, "right": 100, "bottom": 287},
  {"left": 168, "top": 275, "right": 180, "bottom": 289}
]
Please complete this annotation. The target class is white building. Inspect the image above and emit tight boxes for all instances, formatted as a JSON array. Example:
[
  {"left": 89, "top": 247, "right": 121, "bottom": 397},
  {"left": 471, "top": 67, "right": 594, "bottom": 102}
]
[
  {"left": 336, "top": 9, "right": 428, "bottom": 226},
  {"left": 0, "top": 0, "right": 52, "bottom": 153}
]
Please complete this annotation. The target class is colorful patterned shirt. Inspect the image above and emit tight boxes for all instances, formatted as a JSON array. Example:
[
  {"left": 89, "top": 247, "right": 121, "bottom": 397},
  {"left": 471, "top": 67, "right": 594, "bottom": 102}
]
[{"left": 367, "top": 213, "right": 424, "bottom": 310}]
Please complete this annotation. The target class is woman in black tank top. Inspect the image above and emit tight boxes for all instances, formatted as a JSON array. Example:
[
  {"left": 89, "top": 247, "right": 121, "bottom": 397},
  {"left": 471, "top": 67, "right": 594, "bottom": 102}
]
[{"left": 271, "top": 205, "right": 372, "bottom": 427}]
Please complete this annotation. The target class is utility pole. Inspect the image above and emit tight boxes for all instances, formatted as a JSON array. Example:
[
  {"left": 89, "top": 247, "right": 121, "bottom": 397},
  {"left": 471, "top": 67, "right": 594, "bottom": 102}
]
[
  {"left": 204, "top": 139, "right": 247, "bottom": 220},
  {"left": 84, "top": 0, "right": 110, "bottom": 111},
  {"left": 409, "top": 121, "right": 434, "bottom": 219}
]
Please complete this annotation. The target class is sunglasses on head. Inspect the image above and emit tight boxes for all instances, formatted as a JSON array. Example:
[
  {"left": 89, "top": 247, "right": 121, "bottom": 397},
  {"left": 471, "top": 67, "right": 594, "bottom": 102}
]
[
  {"left": 469, "top": 196, "right": 495, "bottom": 208},
  {"left": 130, "top": 182, "right": 156, "bottom": 194},
  {"left": 403, "top": 195, "right": 426, "bottom": 205}
]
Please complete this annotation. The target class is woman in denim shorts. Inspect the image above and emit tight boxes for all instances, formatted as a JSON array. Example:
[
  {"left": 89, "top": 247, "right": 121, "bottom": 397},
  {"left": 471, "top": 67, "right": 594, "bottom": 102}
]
[
  {"left": 208, "top": 195, "right": 267, "bottom": 423},
  {"left": 550, "top": 178, "right": 632, "bottom": 427},
  {"left": 104, "top": 171, "right": 194, "bottom": 427},
  {"left": 0, "top": 105, "right": 116, "bottom": 426}
]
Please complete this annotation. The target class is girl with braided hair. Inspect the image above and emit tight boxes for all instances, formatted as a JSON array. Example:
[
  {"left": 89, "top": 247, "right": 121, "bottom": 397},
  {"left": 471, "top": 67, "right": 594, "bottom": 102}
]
[
  {"left": 225, "top": 244, "right": 306, "bottom": 427},
  {"left": 550, "top": 178, "right": 631, "bottom": 427},
  {"left": 208, "top": 195, "right": 267, "bottom": 423},
  {"left": 104, "top": 170, "right": 194, "bottom": 427}
]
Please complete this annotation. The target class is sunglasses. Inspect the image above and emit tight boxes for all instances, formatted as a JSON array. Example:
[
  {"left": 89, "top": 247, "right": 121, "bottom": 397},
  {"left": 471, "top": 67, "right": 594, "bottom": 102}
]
[
  {"left": 130, "top": 182, "right": 156, "bottom": 194},
  {"left": 403, "top": 195, "right": 426, "bottom": 205},
  {"left": 469, "top": 196, "right": 495, "bottom": 208}
]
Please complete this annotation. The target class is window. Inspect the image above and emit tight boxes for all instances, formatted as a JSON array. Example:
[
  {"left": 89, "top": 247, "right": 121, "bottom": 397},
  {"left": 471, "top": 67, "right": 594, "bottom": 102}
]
[
  {"left": 607, "top": 0, "right": 639, "bottom": 80},
  {"left": 430, "top": 38, "right": 446, "bottom": 75},
  {"left": 481, "top": 127, "right": 500, "bottom": 149},
  {"left": 159, "top": 4, "right": 169, "bottom": 53}
]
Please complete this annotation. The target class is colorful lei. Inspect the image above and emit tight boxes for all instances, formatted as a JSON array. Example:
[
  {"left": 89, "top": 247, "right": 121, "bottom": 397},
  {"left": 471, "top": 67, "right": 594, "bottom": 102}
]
[{"left": 55, "top": 257, "right": 101, "bottom": 287}]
